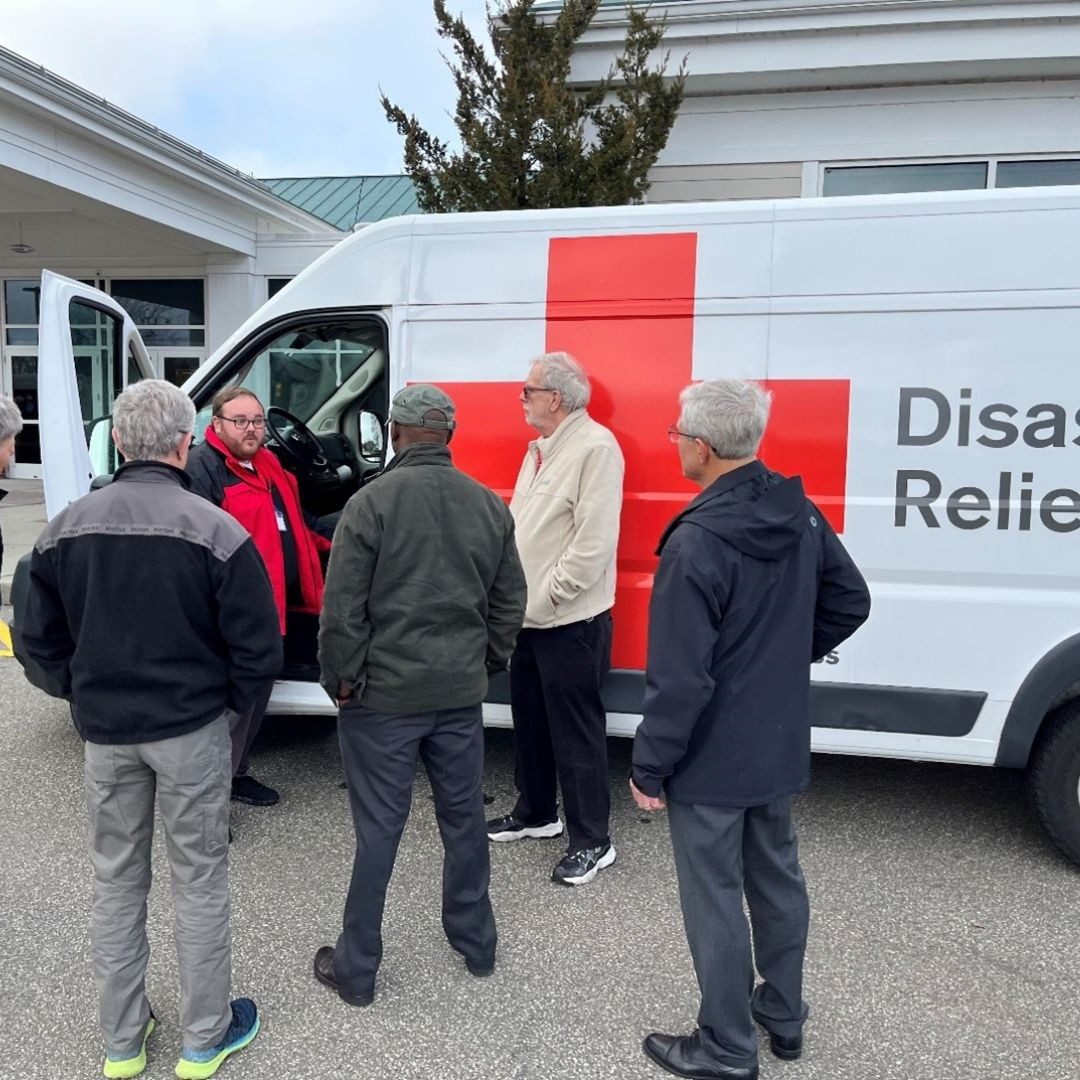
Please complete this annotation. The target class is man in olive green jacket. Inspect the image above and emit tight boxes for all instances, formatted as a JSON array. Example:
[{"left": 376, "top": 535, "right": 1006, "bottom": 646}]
[{"left": 314, "top": 384, "right": 526, "bottom": 1006}]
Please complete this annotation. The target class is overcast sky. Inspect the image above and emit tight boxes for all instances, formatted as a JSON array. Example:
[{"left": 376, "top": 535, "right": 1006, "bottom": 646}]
[{"left": 1, "top": 0, "right": 493, "bottom": 178}]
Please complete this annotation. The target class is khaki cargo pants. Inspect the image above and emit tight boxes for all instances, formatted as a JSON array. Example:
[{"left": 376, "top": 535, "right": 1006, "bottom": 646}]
[{"left": 84, "top": 716, "right": 233, "bottom": 1058}]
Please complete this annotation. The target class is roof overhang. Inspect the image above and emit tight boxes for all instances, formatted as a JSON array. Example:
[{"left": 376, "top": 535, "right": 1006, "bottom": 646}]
[
  {"left": 0, "top": 45, "right": 338, "bottom": 256},
  {"left": 549, "top": 0, "right": 1080, "bottom": 94}
]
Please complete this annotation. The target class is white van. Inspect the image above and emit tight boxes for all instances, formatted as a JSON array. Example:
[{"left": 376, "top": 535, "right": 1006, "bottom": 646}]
[{"left": 13, "top": 187, "right": 1080, "bottom": 863}]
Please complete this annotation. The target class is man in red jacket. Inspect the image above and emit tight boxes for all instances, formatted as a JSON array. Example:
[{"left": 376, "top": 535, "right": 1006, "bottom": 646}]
[{"left": 187, "top": 386, "right": 333, "bottom": 806}]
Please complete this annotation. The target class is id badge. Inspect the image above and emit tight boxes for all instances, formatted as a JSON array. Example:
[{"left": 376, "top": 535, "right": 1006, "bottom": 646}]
[{"left": 275, "top": 509, "right": 287, "bottom": 532}]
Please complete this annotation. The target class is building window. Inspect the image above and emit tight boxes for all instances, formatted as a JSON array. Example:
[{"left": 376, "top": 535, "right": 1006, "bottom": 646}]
[
  {"left": 821, "top": 157, "right": 1080, "bottom": 197},
  {"left": 268, "top": 277, "right": 292, "bottom": 299},
  {"left": 3, "top": 279, "right": 42, "bottom": 333},
  {"left": 162, "top": 356, "right": 201, "bottom": 386},
  {"left": 823, "top": 162, "right": 988, "bottom": 197},
  {"left": 108, "top": 279, "right": 205, "bottom": 347},
  {"left": 996, "top": 159, "right": 1080, "bottom": 188}
]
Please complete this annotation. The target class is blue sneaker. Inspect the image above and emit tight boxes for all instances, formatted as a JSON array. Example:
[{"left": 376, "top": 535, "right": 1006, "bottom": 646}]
[
  {"left": 174, "top": 999, "right": 259, "bottom": 1080},
  {"left": 103, "top": 1013, "right": 155, "bottom": 1078}
]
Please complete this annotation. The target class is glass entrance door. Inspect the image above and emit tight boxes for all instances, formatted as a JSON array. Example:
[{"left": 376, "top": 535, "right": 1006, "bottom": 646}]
[
  {"left": 7, "top": 352, "right": 40, "bottom": 479},
  {"left": 3, "top": 278, "right": 43, "bottom": 479}
]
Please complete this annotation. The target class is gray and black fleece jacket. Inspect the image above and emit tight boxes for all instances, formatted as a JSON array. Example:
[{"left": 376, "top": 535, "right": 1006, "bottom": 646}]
[{"left": 19, "top": 461, "right": 282, "bottom": 744}]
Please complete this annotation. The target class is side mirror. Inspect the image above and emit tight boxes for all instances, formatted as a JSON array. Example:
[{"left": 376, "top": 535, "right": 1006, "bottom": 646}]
[
  {"left": 359, "top": 411, "right": 384, "bottom": 463},
  {"left": 87, "top": 417, "right": 118, "bottom": 476}
]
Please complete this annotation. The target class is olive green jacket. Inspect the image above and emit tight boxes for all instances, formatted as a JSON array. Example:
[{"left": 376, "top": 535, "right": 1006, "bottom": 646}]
[{"left": 318, "top": 443, "right": 526, "bottom": 714}]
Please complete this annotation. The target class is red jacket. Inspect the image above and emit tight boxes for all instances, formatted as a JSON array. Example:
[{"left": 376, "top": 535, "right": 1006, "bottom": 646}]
[{"left": 187, "top": 428, "right": 331, "bottom": 633}]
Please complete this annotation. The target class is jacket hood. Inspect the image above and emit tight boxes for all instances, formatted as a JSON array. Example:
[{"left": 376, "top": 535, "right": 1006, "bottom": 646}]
[{"left": 663, "top": 461, "right": 810, "bottom": 562}]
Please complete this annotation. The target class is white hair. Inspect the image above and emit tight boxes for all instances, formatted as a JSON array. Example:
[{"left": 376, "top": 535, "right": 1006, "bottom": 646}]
[
  {"left": 0, "top": 394, "right": 23, "bottom": 443},
  {"left": 678, "top": 379, "right": 772, "bottom": 460},
  {"left": 529, "top": 351, "right": 591, "bottom": 412},
  {"left": 112, "top": 380, "right": 195, "bottom": 461}
]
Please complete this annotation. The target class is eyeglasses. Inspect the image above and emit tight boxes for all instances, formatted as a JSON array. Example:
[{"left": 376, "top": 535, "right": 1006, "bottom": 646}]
[
  {"left": 668, "top": 426, "right": 721, "bottom": 456},
  {"left": 216, "top": 415, "right": 266, "bottom": 431},
  {"left": 521, "top": 385, "right": 557, "bottom": 400}
]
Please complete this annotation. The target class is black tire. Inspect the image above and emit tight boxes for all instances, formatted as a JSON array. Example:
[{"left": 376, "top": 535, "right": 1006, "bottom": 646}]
[{"left": 1027, "top": 699, "right": 1080, "bottom": 865}]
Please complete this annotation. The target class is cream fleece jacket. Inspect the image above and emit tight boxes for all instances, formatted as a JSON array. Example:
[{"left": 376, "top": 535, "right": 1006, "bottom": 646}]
[{"left": 509, "top": 409, "right": 625, "bottom": 629}]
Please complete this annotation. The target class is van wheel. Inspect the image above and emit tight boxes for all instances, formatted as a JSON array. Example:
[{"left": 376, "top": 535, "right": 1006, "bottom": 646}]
[{"left": 1027, "top": 699, "right": 1080, "bottom": 865}]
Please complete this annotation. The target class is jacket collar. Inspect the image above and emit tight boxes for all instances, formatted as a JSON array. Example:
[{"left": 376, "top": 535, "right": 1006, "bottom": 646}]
[
  {"left": 383, "top": 442, "right": 452, "bottom": 473},
  {"left": 203, "top": 425, "right": 275, "bottom": 486},
  {"left": 531, "top": 408, "right": 589, "bottom": 462},
  {"left": 656, "top": 459, "right": 766, "bottom": 554},
  {"left": 114, "top": 460, "right": 193, "bottom": 489}
]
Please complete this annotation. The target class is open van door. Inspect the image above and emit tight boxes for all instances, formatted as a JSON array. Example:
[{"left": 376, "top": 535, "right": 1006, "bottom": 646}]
[{"left": 37, "top": 270, "right": 154, "bottom": 520}]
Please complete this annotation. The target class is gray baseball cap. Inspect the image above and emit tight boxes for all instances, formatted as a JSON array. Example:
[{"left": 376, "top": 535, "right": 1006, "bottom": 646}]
[{"left": 389, "top": 384, "right": 457, "bottom": 430}]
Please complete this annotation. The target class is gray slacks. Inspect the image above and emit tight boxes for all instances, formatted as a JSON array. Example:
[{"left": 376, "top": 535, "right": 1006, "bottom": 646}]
[
  {"left": 667, "top": 796, "right": 810, "bottom": 1069},
  {"left": 84, "top": 716, "right": 233, "bottom": 1057},
  {"left": 334, "top": 702, "right": 496, "bottom": 997}
]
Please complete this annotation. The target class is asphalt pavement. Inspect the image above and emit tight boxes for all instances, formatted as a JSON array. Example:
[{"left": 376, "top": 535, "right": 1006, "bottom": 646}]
[{"left": 1, "top": 613, "right": 1078, "bottom": 1080}]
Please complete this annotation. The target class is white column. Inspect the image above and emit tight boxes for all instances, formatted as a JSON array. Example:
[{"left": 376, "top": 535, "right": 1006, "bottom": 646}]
[{"left": 205, "top": 255, "right": 261, "bottom": 355}]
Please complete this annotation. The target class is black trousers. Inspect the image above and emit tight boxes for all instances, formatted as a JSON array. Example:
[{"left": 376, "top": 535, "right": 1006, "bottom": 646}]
[
  {"left": 229, "top": 679, "right": 274, "bottom": 777},
  {"left": 667, "top": 797, "right": 810, "bottom": 1069},
  {"left": 509, "top": 612, "right": 612, "bottom": 852},
  {"left": 334, "top": 702, "right": 495, "bottom": 997}
]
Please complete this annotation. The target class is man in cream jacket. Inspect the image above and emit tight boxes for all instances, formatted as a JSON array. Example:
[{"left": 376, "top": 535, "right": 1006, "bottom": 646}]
[{"left": 487, "top": 352, "right": 625, "bottom": 886}]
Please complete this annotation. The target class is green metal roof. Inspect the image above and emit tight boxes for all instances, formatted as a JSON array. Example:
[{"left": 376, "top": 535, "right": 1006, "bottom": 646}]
[{"left": 261, "top": 175, "right": 421, "bottom": 230}]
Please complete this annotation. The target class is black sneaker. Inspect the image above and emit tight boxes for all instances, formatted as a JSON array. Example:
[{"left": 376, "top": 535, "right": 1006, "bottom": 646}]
[
  {"left": 231, "top": 775, "right": 279, "bottom": 807},
  {"left": 552, "top": 841, "right": 616, "bottom": 886},
  {"left": 486, "top": 813, "right": 564, "bottom": 842}
]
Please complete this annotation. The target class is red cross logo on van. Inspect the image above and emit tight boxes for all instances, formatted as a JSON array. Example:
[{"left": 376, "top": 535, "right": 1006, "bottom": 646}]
[{"left": 443, "top": 233, "right": 850, "bottom": 669}]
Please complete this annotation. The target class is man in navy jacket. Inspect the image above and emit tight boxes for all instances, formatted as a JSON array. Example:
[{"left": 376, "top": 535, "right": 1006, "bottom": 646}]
[{"left": 632, "top": 379, "right": 871, "bottom": 1080}]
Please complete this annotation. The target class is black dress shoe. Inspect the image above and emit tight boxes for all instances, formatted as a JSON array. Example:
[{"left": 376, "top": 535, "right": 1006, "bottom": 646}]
[
  {"left": 313, "top": 946, "right": 373, "bottom": 1007},
  {"left": 753, "top": 1016, "right": 803, "bottom": 1060},
  {"left": 642, "top": 1032, "right": 758, "bottom": 1080},
  {"left": 232, "top": 775, "right": 279, "bottom": 806},
  {"left": 451, "top": 944, "right": 495, "bottom": 978}
]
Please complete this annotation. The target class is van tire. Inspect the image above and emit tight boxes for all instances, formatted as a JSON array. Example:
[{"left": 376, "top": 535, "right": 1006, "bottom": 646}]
[{"left": 1027, "top": 699, "right": 1080, "bottom": 865}]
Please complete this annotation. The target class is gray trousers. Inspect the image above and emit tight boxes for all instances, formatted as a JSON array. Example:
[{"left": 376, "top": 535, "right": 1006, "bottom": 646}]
[
  {"left": 84, "top": 716, "right": 233, "bottom": 1057},
  {"left": 334, "top": 703, "right": 496, "bottom": 997},
  {"left": 230, "top": 680, "right": 274, "bottom": 777},
  {"left": 667, "top": 796, "right": 810, "bottom": 1069}
]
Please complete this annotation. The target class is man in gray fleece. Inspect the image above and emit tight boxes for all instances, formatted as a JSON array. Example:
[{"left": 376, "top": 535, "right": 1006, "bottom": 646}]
[{"left": 315, "top": 383, "right": 526, "bottom": 1006}]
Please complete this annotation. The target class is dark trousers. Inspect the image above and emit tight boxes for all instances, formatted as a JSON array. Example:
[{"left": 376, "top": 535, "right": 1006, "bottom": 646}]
[
  {"left": 667, "top": 797, "right": 810, "bottom": 1069},
  {"left": 334, "top": 702, "right": 495, "bottom": 996},
  {"left": 509, "top": 612, "right": 612, "bottom": 852},
  {"left": 229, "top": 680, "right": 274, "bottom": 777}
]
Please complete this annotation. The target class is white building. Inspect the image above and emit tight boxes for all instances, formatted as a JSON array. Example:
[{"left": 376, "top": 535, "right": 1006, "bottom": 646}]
[
  {"left": 0, "top": 45, "right": 347, "bottom": 478},
  {"left": 6, "top": 2, "right": 1080, "bottom": 474},
  {"left": 561, "top": 0, "right": 1080, "bottom": 201}
]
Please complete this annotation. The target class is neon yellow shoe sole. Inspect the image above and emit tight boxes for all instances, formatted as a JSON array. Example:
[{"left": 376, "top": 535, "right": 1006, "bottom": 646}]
[
  {"left": 103, "top": 1016, "right": 155, "bottom": 1079},
  {"left": 174, "top": 1014, "right": 259, "bottom": 1080}
]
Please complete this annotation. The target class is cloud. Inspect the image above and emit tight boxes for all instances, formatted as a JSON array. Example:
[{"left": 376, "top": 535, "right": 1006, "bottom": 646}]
[{"left": 0, "top": 0, "right": 493, "bottom": 175}]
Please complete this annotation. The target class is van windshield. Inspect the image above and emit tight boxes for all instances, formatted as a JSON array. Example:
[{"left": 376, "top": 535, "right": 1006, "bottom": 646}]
[{"left": 195, "top": 320, "right": 382, "bottom": 432}]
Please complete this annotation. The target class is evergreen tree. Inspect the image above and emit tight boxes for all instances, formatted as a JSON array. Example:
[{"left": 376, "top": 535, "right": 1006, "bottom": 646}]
[{"left": 382, "top": 1, "right": 686, "bottom": 212}]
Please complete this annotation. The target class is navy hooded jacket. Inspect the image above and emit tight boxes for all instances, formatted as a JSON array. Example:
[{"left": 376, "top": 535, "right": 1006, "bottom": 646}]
[{"left": 631, "top": 460, "right": 871, "bottom": 807}]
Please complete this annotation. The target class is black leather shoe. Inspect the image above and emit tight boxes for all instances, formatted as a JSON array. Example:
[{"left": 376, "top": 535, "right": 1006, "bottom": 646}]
[
  {"left": 642, "top": 1032, "right": 758, "bottom": 1080},
  {"left": 313, "top": 946, "right": 373, "bottom": 1007},
  {"left": 466, "top": 958, "right": 495, "bottom": 978},
  {"left": 451, "top": 944, "right": 495, "bottom": 978},
  {"left": 752, "top": 1016, "right": 803, "bottom": 1060},
  {"left": 232, "top": 775, "right": 279, "bottom": 807}
]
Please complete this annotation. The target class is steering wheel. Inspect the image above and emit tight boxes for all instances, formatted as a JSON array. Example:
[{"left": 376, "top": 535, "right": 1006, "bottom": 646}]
[{"left": 265, "top": 406, "right": 329, "bottom": 469}]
